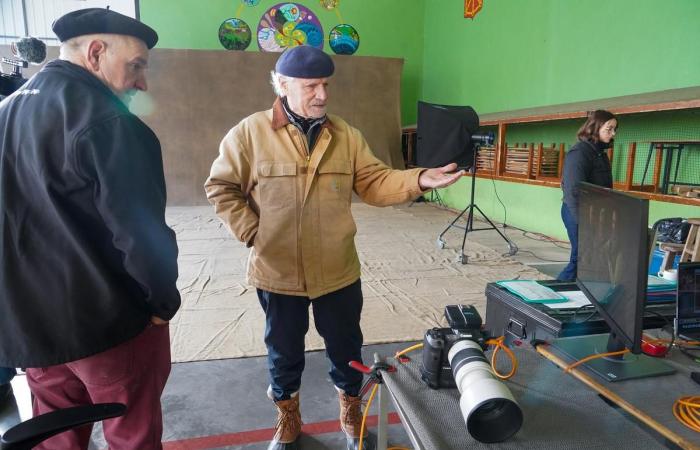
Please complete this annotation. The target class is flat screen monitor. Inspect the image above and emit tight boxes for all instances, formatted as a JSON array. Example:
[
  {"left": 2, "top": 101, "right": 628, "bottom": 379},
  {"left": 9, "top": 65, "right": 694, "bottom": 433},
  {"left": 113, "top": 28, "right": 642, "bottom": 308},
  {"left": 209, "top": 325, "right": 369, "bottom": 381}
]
[
  {"left": 416, "top": 101, "right": 479, "bottom": 169},
  {"left": 577, "top": 183, "right": 649, "bottom": 353},
  {"left": 552, "top": 183, "right": 675, "bottom": 381}
]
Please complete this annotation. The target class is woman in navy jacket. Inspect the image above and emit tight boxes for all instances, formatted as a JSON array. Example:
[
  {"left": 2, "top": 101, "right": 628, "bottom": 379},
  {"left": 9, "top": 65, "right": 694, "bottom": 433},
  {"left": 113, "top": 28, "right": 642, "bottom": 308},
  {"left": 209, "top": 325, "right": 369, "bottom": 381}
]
[{"left": 558, "top": 110, "right": 617, "bottom": 281}]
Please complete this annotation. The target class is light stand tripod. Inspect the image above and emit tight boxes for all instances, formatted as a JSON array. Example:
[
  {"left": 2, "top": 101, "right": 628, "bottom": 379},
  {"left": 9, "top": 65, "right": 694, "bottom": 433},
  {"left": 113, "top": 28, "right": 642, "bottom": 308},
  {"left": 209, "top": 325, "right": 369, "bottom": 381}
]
[{"left": 436, "top": 145, "right": 518, "bottom": 264}]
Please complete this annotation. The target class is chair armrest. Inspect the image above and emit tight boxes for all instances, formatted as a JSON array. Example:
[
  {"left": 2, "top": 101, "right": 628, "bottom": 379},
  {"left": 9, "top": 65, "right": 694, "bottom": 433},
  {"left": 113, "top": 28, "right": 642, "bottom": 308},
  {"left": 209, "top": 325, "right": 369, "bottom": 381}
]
[{"left": 1, "top": 403, "right": 125, "bottom": 450}]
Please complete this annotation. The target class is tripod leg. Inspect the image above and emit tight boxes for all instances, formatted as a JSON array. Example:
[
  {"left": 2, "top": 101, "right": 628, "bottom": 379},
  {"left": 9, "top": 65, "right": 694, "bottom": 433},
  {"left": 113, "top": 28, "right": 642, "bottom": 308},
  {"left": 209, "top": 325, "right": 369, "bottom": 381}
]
[
  {"left": 472, "top": 204, "right": 518, "bottom": 255},
  {"left": 437, "top": 204, "right": 471, "bottom": 247},
  {"left": 457, "top": 205, "right": 477, "bottom": 264}
]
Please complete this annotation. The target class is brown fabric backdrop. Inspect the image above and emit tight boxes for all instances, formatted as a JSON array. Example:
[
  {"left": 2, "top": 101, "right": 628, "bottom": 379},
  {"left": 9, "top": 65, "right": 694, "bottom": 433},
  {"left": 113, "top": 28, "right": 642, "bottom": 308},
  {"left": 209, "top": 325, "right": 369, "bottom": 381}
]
[{"left": 1, "top": 46, "right": 405, "bottom": 205}]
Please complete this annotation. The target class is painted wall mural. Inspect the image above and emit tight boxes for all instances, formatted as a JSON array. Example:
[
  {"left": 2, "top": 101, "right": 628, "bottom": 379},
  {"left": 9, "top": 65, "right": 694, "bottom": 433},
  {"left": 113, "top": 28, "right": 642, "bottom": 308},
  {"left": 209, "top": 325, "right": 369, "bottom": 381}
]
[
  {"left": 464, "top": 0, "right": 484, "bottom": 19},
  {"left": 218, "top": 0, "right": 359, "bottom": 55},
  {"left": 329, "top": 24, "right": 359, "bottom": 55},
  {"left": 319, "top": 0, "right": 339, "bottom": 10},
  {"left": 258, "top": 3, "right": 323, "bottom": 52},
  {"left": 218, "top": 18, "right": 252, "bottom": 50}
]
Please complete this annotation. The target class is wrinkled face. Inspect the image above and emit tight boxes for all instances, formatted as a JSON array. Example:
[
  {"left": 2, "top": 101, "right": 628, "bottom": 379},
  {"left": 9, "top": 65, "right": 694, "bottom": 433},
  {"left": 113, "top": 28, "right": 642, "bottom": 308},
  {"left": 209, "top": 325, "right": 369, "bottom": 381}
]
[
  {"left": 598, "top": 118, "right": 617, "bottom": 144},
  {"left": 96, "top": 35, "right": 149, "bottom": 103},
  {"left": 283, "top": 76, "right": 329, "bottom": 119}
]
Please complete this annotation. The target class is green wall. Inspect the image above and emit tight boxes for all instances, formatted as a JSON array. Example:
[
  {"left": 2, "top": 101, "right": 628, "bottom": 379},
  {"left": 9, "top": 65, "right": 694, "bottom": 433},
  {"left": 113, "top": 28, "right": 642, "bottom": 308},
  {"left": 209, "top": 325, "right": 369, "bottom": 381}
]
[
  {"left": 421, "top": 0, "right": 700, "bottom": 238},
  {"left": 421, "top": 0, "right": 700, "bottom": 114},
  {"left": 140, "top": 1, "right": 699, "bottom": 236},
  {"left": 437, "top": 177, "right": 700, "bottom": 241},
  {"left": 140, "top": 0, "right": 425, "bottom": 124}
]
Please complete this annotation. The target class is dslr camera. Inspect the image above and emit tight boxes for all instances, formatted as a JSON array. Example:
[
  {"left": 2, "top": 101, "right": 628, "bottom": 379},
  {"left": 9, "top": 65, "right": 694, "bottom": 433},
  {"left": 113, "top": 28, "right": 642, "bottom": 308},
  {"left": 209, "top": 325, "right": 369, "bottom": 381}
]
[
  {"left": 421, "top": 304, "right": 486, "bottom": 388},
  {"left": 420, "top": 305, "right": 523, "bottom": 443}
]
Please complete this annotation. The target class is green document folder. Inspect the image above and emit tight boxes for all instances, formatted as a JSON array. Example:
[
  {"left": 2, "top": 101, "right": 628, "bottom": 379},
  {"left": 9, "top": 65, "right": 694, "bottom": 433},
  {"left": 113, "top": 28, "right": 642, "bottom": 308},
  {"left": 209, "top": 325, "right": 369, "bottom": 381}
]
[{"left": 496, "top": 280, "right": 568, "bottom": 303}]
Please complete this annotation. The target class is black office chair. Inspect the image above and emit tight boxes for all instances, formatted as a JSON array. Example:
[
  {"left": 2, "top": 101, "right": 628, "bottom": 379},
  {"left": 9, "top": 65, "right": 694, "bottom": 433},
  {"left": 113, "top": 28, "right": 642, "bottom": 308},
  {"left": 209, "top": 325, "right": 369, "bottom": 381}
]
[{"left": 0, "top": 403, "right": 125, "bottom": 450}]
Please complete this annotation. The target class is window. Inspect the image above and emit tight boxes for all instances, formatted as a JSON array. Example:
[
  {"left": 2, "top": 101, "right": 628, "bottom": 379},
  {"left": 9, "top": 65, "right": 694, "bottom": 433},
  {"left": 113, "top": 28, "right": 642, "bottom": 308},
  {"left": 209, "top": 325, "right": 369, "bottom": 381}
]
[{"left": 0, "top": 0, "right": 138, "bottom": 45}]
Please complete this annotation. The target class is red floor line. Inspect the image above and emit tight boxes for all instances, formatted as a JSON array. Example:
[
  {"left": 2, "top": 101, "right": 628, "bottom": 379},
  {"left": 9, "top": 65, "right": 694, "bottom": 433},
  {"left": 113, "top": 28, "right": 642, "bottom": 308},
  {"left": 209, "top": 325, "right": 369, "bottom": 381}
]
[{"left": 163, "top": 412, "right": 401, "bottom": 450}]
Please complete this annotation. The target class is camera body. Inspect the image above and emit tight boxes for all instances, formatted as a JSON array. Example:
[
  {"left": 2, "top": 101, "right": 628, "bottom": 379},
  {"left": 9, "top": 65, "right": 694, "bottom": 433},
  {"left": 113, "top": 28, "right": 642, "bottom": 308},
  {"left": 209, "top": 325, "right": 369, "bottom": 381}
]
[{"left": 421, "top": 304, "right": 487, "bottom": 389}]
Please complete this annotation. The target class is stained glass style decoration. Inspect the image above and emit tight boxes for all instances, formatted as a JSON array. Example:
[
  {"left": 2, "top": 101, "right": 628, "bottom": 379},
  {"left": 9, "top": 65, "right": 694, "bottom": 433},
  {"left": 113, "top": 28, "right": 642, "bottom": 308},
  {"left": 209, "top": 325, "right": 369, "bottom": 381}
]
[
  {"left": 257, "top": 2, "right": 324, "bottom": 52},
  {"left": 329, "top": 24, "right": 359, "bottom": 55},
  {"left": 319, "top": 0, "right": 339, "bottom": 10},
  {"left": 218, "top": 18, "right": 252, "bottom": 50},
  {"left": 464, "top": 0, "right": 484, "bottom": 19}
]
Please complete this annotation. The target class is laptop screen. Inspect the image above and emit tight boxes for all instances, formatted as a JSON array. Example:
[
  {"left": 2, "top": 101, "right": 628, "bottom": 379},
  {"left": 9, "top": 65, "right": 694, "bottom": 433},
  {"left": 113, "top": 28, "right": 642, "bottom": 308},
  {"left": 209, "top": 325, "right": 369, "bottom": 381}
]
[{"left": 677, "top": 262, "right": 700, "bottom": 339}]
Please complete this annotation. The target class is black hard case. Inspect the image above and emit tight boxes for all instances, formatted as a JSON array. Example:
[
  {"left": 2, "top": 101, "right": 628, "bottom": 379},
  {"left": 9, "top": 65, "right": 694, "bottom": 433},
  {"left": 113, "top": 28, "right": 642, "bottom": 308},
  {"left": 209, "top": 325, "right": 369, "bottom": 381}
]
[{"left": 484, "top": 281, "right": 673, "bottom": 347}]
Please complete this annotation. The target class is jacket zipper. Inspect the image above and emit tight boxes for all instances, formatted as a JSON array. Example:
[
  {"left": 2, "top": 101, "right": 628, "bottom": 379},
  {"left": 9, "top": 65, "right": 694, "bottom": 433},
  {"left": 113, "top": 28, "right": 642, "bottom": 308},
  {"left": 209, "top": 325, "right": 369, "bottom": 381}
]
[{"left": 293, "top": 127, "right": 311, "bottom": 162}]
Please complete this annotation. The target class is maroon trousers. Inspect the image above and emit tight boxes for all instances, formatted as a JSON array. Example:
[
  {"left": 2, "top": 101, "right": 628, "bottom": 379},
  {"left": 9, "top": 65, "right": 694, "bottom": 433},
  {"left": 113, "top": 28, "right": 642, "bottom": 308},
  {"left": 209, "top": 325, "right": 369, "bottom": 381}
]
[{"left": 26, "top": 323, "right": 171, "bottom": 450}]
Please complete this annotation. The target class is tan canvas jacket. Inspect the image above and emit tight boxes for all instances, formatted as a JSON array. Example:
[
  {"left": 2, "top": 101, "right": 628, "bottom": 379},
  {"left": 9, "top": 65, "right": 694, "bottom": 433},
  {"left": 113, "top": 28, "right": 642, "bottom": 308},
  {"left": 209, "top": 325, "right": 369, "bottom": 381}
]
[{"left": 205, "top": 99, "right": 425, "bottom": 298}]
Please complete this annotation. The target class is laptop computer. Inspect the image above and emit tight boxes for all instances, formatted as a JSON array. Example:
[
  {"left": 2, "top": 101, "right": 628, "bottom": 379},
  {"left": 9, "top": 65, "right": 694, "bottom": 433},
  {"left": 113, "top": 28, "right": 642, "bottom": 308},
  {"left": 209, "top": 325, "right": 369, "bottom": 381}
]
[{"left": 675, "top": 262, "right": 700, "bottom": 340}]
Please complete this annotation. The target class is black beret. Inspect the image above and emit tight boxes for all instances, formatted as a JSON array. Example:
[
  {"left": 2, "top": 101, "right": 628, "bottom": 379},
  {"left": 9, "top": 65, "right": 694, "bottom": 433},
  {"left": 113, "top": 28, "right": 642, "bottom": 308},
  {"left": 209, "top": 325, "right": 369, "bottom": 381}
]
[
  {"left": 275, "top": 45, "right": 334, "bottom": 78},
  {"left": 52, "top": 8, "right": 158, "bottom": 49}
]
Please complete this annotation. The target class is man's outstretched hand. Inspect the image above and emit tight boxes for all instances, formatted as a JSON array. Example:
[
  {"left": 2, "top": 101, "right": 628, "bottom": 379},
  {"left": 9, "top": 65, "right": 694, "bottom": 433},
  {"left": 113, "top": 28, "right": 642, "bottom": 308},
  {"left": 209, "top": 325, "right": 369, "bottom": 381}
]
[{"left": 418, "top": 163, "right": 466, "bottom": 190}]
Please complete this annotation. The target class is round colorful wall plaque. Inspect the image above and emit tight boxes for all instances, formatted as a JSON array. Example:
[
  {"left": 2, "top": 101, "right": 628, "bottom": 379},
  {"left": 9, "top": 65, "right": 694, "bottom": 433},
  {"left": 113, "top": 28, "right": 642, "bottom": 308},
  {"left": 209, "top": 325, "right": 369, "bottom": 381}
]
[
  {"left": 257, "top": 2, "right": 324, "bottom": 52},
  {"left": 319, "top": 0, "right": 339, "bottom": 10},
  {"left": 329, "top": 24, "right": 359, "bottom": 55},
  {"left": 219, "top": 18, "right": 252, "bottom": 50}
]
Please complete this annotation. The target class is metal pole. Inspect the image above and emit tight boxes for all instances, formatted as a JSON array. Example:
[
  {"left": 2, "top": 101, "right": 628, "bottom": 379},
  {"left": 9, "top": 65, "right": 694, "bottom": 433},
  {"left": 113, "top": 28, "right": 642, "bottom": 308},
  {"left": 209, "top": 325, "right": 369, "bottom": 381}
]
[{"left": 377, "top": 383, "right": 389, "bottom": 450}]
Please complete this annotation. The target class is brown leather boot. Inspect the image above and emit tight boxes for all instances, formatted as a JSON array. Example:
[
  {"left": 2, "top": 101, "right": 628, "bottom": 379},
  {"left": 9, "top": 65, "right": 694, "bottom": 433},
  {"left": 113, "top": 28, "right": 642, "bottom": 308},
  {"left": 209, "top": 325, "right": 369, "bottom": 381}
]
[
  {"left": 338, "top": 391, "right": 375, "bottom": 450},
  {"left": 268, "top": 392, "right": 302, "bottom": 450}
]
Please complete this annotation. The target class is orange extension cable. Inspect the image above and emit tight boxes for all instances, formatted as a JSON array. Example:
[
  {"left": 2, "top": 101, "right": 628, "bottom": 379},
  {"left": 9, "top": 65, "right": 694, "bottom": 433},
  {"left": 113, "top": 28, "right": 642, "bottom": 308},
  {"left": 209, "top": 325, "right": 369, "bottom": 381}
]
[{"left": 673, "top": 396, "right": 700, "bottom": 433}]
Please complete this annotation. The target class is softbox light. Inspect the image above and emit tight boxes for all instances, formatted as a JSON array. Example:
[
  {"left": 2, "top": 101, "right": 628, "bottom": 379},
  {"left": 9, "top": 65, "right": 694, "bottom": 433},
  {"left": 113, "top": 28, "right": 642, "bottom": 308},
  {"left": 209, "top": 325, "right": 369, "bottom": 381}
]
[{"left": 416, "top": 101, "right": 480, "bottom": 169}]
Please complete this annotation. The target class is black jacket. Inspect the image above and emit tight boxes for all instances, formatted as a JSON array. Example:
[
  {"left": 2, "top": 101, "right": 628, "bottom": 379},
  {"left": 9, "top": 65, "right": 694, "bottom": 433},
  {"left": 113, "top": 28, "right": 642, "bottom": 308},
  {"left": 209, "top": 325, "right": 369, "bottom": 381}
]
[
  {"left": 0, "top": 60, "right": 181, "bottom": 367},
  {"left": 561, "top": 139, "right": 613, "bottom": 223}
]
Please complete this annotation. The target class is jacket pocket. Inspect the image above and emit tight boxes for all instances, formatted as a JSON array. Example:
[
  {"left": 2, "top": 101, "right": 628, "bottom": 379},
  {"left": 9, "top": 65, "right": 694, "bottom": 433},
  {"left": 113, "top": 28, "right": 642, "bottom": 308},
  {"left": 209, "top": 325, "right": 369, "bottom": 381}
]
[
  {"left": 258, "top": 161, "right": 297, "bottom": 208},
  {"left": 254, "top": 161, "right": 299, "bottom": 285},
  {"left": 317, "top": 159, "right": 352, "bottom": 203}
]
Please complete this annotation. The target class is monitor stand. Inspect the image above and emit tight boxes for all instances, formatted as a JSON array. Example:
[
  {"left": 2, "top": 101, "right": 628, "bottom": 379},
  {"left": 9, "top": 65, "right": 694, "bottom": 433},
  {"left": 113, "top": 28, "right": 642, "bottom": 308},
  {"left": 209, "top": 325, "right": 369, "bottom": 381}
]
[{"left": 551, "top": 334, "right": 676, "bottom": 382}]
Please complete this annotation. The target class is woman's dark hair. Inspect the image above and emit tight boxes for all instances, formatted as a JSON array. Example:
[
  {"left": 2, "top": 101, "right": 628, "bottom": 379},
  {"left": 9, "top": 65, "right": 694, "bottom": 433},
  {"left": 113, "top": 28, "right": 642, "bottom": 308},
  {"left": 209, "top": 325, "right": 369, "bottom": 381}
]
[{"left": 576, "top": 109, "right": 617, "bottom": 142}]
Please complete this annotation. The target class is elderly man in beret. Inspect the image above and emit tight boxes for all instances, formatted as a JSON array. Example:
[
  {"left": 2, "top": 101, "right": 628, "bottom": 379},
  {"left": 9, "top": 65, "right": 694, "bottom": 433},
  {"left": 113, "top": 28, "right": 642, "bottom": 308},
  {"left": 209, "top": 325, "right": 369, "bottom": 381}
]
[
  {"left": 205, "top": 45, "right": 463, "bottom": 450},
  {"left": 0, "top": 8, "right": 180, "bottom": 449}
]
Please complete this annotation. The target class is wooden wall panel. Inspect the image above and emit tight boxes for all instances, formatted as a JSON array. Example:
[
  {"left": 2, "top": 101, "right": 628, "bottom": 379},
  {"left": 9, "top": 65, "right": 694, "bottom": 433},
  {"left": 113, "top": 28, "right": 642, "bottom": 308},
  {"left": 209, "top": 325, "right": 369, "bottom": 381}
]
[{"left": 2, "top": 46, "right": 405, "bottom": 205}]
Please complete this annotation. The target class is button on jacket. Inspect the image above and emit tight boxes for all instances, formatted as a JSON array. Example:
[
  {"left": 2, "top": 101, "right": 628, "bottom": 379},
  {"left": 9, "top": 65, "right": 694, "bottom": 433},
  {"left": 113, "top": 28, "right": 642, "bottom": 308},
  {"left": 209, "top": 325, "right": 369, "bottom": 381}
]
[{"left": 205, "top": 99, "right": 425, "bottom": 299}]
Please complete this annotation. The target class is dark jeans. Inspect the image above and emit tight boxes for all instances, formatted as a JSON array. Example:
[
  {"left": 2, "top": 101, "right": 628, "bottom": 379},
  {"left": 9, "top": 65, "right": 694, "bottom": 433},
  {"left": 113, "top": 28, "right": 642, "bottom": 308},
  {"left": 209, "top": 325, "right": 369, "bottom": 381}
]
[
  {"left": 557, "top": 203, "right": 578, "bottom": 282},
  {"left": 257, "top": 280, "right": 364, "bottom": 401}
]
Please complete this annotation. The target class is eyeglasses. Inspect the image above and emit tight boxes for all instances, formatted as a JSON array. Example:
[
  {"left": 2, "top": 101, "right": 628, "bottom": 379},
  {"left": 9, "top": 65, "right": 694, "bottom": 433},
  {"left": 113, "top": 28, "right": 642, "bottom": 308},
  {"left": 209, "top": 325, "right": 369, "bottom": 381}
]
[{"left": 602, "top": 127, "right": 617, "bottom": 133}]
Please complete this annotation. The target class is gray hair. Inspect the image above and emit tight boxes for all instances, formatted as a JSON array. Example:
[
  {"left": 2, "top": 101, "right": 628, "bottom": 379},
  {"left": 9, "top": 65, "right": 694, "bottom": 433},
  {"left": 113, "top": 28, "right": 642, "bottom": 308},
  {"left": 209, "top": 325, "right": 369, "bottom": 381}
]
[
  {"left": 59, "top": 36, "right": 88, "bottom": 60},
  {"left": 270, "top": 70, "right": 294, "bottom": 97},
  {"left": 59, "top": 34, "right": 128, "bottom": 62}
]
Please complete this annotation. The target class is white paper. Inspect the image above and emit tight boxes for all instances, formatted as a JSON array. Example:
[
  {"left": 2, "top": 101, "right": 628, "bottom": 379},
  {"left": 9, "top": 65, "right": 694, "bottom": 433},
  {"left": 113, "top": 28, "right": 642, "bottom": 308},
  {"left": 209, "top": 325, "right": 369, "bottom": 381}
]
[
  {"left": 545, "top": 290, "right": 592, "bottom": 310},
  {"left": 497, "top": 280, "right": 565, "bottom": 301}
]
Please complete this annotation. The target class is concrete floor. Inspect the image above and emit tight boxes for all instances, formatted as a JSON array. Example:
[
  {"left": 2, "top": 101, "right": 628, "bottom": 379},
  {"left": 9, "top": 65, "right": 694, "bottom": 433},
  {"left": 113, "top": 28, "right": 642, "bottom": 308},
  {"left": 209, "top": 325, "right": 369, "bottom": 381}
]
[{"left": 0, "top": 204, "right": 571, "bottom": 449}]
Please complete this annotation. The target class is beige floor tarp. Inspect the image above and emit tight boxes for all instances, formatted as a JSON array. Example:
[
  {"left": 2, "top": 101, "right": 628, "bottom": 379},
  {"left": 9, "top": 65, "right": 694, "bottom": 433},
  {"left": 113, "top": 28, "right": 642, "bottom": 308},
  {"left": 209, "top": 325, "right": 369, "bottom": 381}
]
[{"left": 168, "top": 203, "right": 548, "bottom": 363}]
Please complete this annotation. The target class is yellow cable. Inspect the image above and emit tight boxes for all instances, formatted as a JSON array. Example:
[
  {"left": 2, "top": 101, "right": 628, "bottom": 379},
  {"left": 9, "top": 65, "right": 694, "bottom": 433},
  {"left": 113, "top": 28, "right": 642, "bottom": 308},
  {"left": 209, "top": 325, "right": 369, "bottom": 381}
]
[
  {"left": 485, "top": 336, "right": 518, "bottom": 379},
  {"left": 562, "top": 349, "right": 629, "bottom": 373},
  {"left": 357, "top": 372, "right": 411, "bottom": 450},
  {"left": 394, "top": 343, "right": 423, "bottom": 359},
  {"left": 673, "top": 396, "right": 700, "bottom": 433},
  {"left": 395, "top": 338, "right": 518, "bottom": 379},
  {"left": 358, "top": 383, "right": 377, "bottom": 450}
]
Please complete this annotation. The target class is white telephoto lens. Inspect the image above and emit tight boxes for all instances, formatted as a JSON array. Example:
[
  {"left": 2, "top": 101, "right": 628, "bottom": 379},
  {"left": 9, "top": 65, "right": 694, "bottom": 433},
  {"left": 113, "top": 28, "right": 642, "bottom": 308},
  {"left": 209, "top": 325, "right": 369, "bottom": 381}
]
[{"left": 448, "top": 339, "right": 523, "bottom": 443}]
